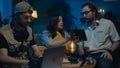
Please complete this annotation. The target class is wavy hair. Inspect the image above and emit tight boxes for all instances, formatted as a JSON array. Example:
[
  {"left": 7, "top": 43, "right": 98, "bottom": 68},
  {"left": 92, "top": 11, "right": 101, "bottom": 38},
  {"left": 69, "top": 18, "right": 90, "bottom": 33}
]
[
  {"left": 47, "top": 15, "right": 65, "bottom": 38},
  {"left": 81, "top": 2, "right": 101, "bottom": 20}
]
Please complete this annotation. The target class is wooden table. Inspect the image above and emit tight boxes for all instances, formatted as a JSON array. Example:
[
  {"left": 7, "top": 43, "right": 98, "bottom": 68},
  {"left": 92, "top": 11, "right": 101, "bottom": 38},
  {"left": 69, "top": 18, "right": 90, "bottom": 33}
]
[
  {"left": 62, "top": 58, "right": 81, "bottom": 68},
  {"left": 62, "top": 58, "right": 96, "bottom": 68},
  {"left": 62, "top": 62, "right": 81, "bottom": 68}
]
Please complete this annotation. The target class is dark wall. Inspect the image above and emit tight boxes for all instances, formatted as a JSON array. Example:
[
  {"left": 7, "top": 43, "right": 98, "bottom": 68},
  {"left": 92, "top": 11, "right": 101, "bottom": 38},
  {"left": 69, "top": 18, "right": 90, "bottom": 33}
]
[
  {"left": 29, "top": 0, "right": 86, "bottom": 33},
  {"left": 29, "top": 0, "right": 120, "bottom": 34},
  {"left": 92, "top": 1, "right": 120, "bottom": 20}
]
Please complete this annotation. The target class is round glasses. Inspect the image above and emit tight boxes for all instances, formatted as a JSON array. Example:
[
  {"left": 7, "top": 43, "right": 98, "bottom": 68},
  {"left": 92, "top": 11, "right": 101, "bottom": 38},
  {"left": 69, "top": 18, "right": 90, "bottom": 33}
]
[{"left": 81, "top": 10, "right": 91, "bottom": 15}]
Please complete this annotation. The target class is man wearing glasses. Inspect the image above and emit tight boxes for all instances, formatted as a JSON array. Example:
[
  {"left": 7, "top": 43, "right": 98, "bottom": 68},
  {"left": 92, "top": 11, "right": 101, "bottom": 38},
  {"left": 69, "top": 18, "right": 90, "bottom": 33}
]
[
  {"left": 78, "top": 2, "right": 120, "bottom": 68},
  {"left": 0, "top": 1, "right": 42, "bottom": 68}
]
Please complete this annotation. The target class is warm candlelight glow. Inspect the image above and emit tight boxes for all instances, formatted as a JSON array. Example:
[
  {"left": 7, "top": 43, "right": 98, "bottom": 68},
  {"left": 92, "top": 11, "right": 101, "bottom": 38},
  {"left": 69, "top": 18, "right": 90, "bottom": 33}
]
[
  {"left": 98, "top": 8, "right": 105, "bottom": 14},
  {"left": 70, "top": 41, "right": 75, "bottom": 53}
]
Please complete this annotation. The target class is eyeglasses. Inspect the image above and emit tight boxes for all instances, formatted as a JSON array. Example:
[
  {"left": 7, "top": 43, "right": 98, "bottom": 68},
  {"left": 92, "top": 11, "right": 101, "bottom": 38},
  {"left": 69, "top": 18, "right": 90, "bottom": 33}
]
[{"left": 81, "top": 10, "right": 91, "bottom": 15}]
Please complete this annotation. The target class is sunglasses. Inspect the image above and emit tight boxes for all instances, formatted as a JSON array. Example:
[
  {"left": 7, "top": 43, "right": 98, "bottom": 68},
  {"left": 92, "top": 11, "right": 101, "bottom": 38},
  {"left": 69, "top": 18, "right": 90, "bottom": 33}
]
[{"left": 81, "top": 10, "right": 92, "bottom": 15}]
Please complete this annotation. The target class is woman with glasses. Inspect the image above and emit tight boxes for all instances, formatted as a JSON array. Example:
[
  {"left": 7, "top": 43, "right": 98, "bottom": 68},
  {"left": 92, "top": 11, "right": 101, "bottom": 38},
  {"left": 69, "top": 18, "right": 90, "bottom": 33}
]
[{"left": 78, "top": 2, "right": 120, "bottom": 68}]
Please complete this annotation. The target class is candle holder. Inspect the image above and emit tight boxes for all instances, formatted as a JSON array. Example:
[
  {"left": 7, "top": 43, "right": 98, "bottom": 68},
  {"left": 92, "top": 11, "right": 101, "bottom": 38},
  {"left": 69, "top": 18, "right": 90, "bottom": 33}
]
[
  {"left": 67, "top": 29, "right": 87, "bottom": 64},
  {"left": 68, "top": 53, "right": 78, "bottom": 64}
]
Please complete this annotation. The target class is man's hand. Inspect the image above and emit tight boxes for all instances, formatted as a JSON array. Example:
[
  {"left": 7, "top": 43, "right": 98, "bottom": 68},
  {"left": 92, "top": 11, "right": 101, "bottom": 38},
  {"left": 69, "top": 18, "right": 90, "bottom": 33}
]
[{"left": 100, "top": 50, "right": 113, "bottom": 60}]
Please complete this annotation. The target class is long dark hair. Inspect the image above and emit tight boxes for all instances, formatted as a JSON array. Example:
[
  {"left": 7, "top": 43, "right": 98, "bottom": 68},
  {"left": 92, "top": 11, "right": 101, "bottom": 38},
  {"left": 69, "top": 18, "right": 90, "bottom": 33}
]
[
  {"left": 81, "top": 2, "right": 101, "bottom": 20},
  {"left": 47, "top": 15, "right": 65, "bottom": 38}
]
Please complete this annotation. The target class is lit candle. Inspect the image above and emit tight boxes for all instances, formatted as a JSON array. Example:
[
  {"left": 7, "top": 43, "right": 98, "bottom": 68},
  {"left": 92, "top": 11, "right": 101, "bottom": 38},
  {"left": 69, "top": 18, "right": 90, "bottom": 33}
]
[{"left": 70, "top": 41, "right": 75, "bottom": 53}]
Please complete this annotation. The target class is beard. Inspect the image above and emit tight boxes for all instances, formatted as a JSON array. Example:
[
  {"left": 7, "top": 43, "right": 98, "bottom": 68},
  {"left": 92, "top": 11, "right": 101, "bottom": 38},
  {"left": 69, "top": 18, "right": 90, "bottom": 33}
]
[
  {"left": 21, "top": 22, "right": 29, "bottom": 27},
  {"left": 80, "top": 17, "right": 94, "bottom": 25},
  {"left": 18, "top": 21, "right": 30, "bottom": 29},
  {"left": 16, "top": 19, "right": 29, "bottom": 28},
  {"left": 80, "top": 18, "right": 90, "bottom": 24}
]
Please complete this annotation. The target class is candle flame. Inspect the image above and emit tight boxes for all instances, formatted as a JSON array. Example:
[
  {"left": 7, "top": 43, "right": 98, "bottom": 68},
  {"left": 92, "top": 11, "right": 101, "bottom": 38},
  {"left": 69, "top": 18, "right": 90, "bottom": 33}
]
[{"left": 70, "top": 41, "right": 75, "bottom": 53}]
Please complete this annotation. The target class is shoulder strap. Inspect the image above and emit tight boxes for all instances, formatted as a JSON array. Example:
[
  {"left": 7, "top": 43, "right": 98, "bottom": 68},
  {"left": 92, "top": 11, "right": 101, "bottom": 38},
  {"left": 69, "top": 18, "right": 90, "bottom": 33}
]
[
  {"left": 0, "top": 24, "right": 21, "bottom": 47},
  {"left": 26, "top": 26, "right": 33, "bottom": 41}
]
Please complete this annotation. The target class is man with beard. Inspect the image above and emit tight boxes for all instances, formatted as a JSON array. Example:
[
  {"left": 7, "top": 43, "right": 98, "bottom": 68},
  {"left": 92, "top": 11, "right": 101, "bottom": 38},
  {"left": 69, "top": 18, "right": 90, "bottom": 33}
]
[
  {"left": 78, "top": 2, "right": 120, "bottom": 68},
  {"left": 0, "top": 1, "right": 42, "bottom": 68}
]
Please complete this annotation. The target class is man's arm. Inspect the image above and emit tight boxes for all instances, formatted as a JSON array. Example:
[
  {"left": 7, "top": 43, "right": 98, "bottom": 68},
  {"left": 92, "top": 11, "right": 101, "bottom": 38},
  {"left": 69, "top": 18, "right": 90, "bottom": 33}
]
[
  {"left": 101, "top": 41, "right": 120, "bottom": 60},
  {"left": 78, "top": 45, "right": 85, "bottom": 56},
  {"left": 0, "top": 48, "right": 29, "bottom": 64},
  {"left": 101, "top": 21, "right": 120, "bottom": 60},
  {"left": 110, "top": 41, "right": 120, "bottom": 52},
  {"left": 109, "top": 21, "right": 120, "bottom": 52},
  {"left": 0, "top": 33, "right": 29, "bottom": 64},
  {"left": 77, "top": 41, "right": 85, "bottom": 56},
  {"left": 31, "top": 44, "right": 42, "bottom": 58}
]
